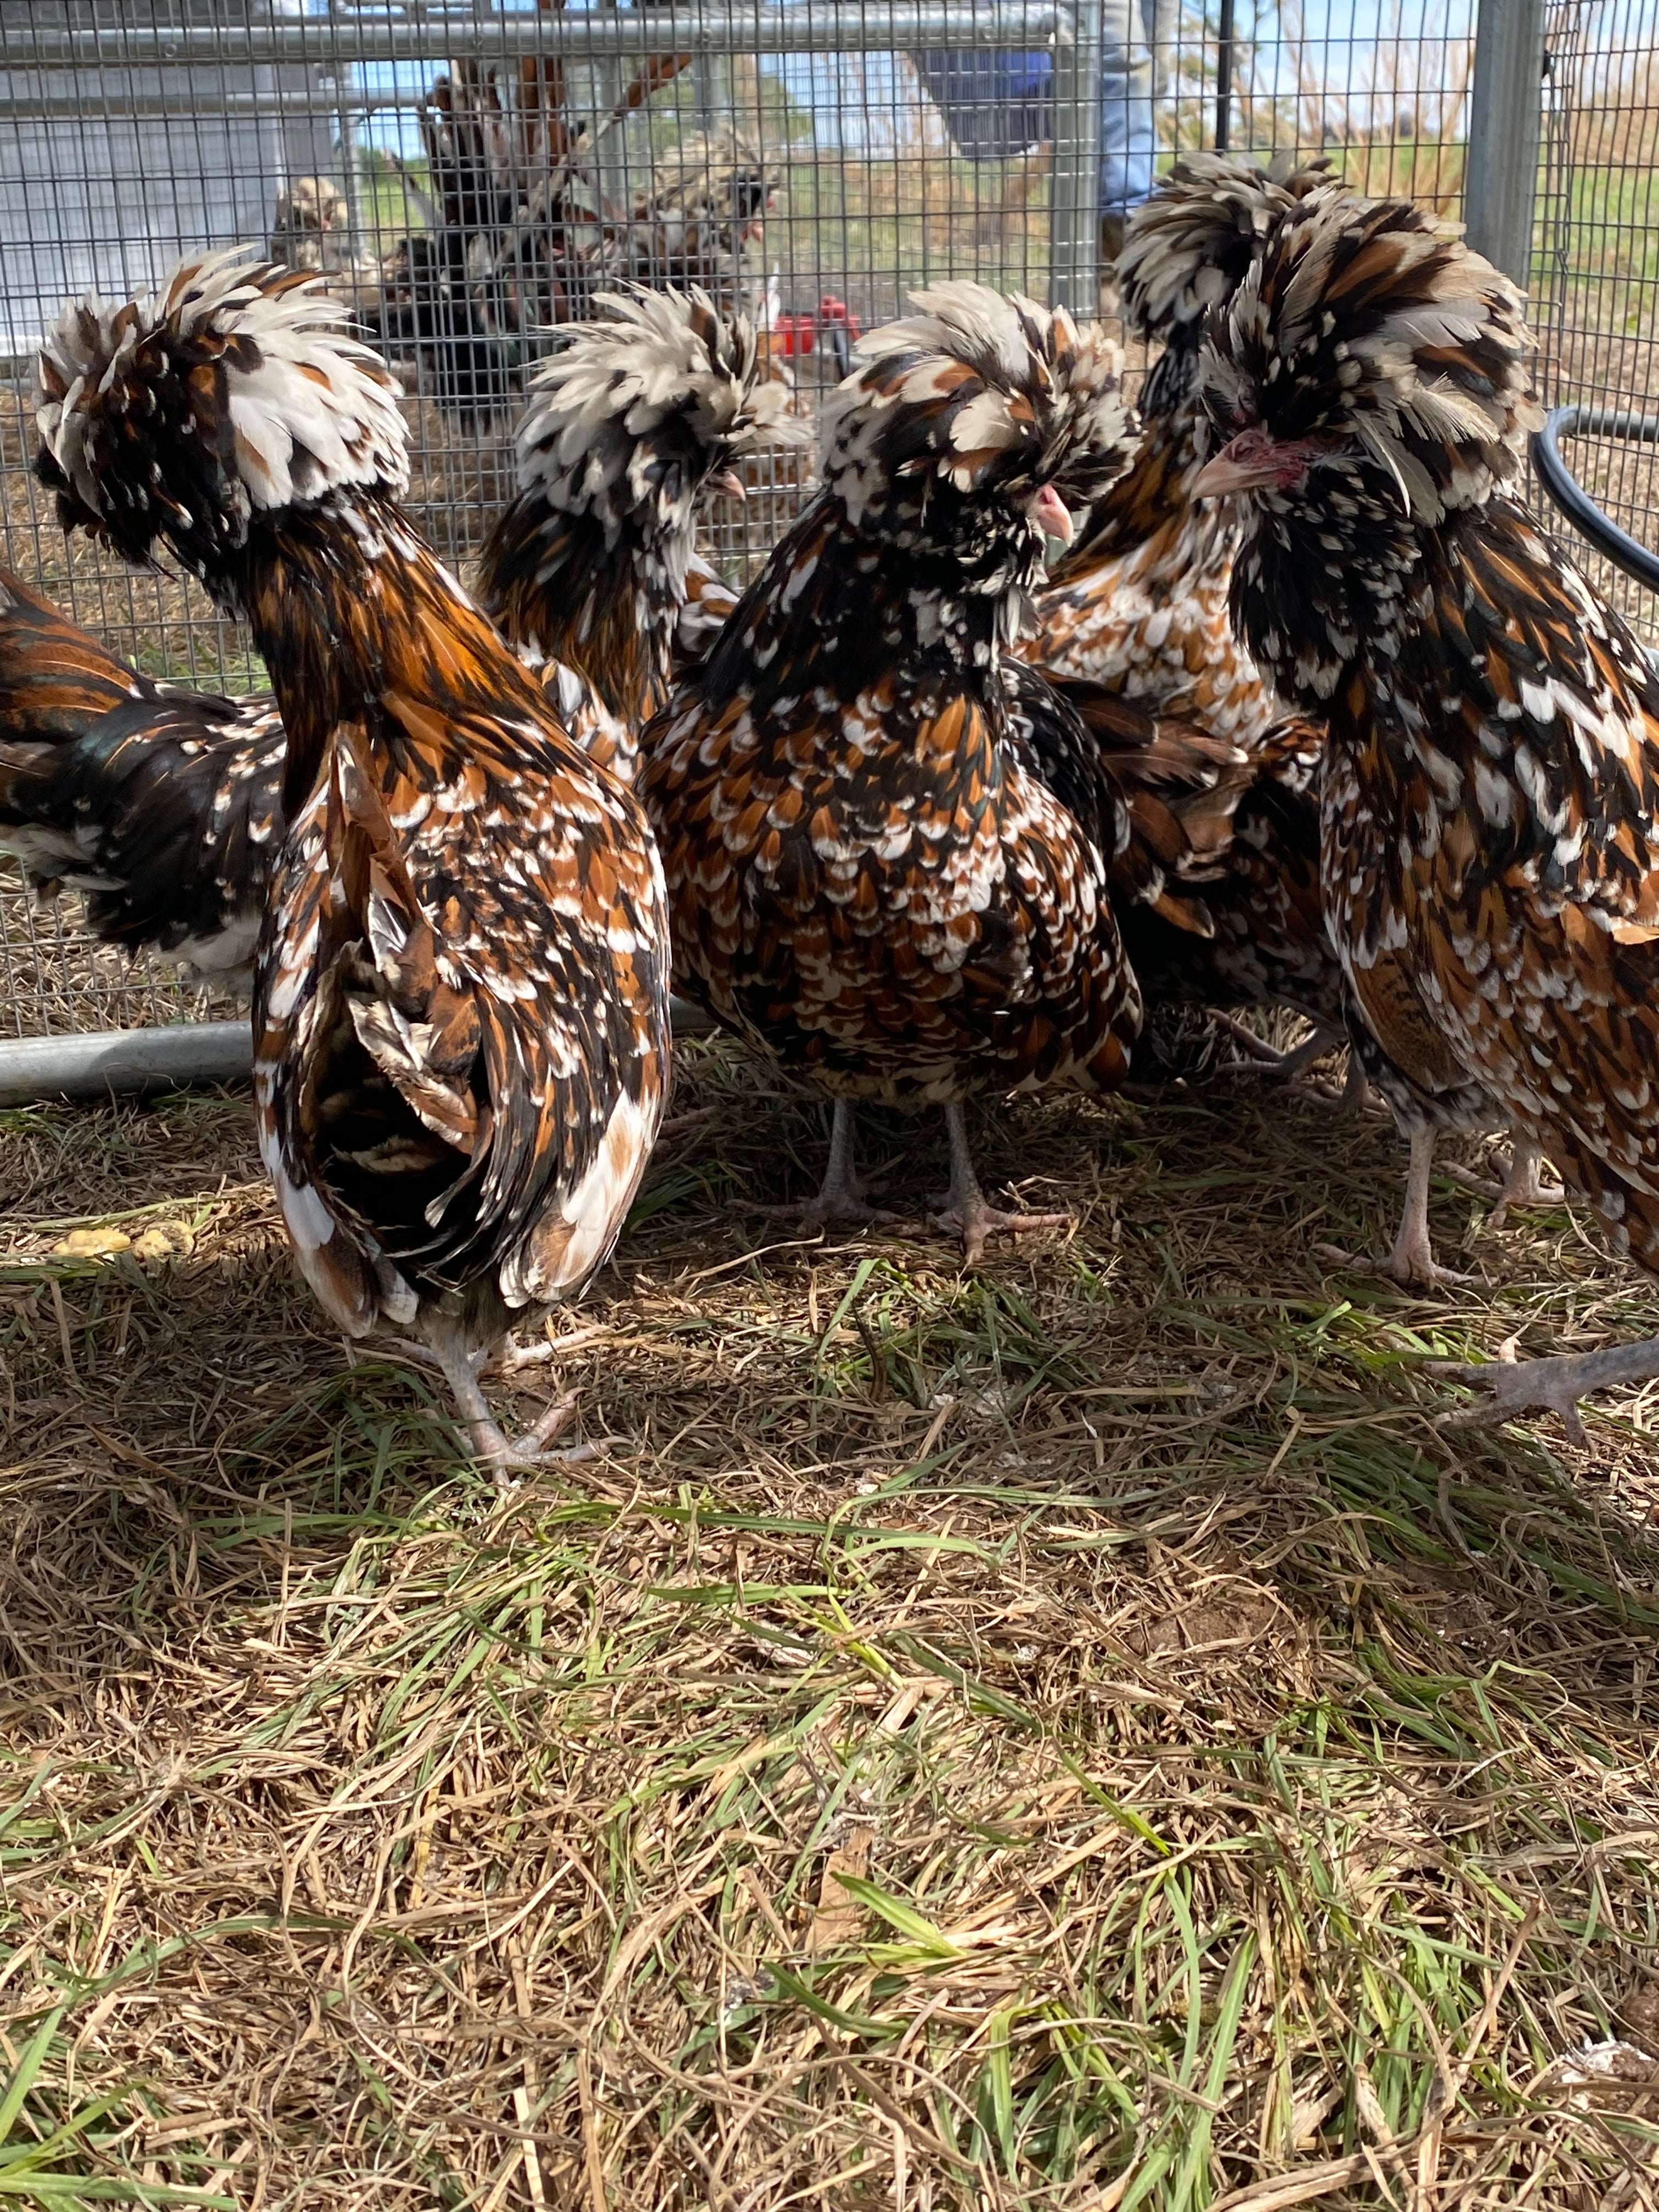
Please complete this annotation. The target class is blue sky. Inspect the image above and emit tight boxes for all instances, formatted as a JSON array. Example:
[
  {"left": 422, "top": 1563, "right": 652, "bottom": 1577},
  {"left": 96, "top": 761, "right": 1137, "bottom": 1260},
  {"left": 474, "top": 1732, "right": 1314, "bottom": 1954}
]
[{"left": 342, "top": 0, "right": 1492, "bottom": 159}]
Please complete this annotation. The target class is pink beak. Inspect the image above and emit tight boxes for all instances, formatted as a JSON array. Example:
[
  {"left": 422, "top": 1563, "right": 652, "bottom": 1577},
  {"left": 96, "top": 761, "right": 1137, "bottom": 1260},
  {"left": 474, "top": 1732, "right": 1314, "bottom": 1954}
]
[
  {"left": 1192, "top": 430, "right": 1298, "bottom": 499},
  {"left": 708, "top": 468, "right": 747, "bottom": 502},
  {"left": 1028, "top": 483, "right": 1074, "bottom": 545}
]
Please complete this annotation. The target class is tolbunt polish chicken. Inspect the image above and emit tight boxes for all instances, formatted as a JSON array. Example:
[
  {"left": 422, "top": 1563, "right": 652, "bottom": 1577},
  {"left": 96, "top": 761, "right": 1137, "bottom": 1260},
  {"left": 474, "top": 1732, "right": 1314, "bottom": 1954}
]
[
  {"left": 639, "top": 283, "right": 1142, "bottom": 1262},
  {"left": 0, "top": 562, "right": 285, "bottom": 980},
  {"left": 0, "top": 290, "right": 781, "bottom": 983},
  {"left": 1026, "top": 153, "right": 1348, "bottom": 1075},
  {"left": 1037, "top": 149, "right": 1330, "bottom": 732},
  {"left": 1194, "top": 191, "right": 1659, "bottom": 1435},
  {"left": 1052, "top": 155, "right": 1546, "bottom": 1274},
  {"left": 476, "top": 283, "right": 808, "bottom": 782},
  {"left": 35, "top": 250, "right": 672, "bottom": 1468}
]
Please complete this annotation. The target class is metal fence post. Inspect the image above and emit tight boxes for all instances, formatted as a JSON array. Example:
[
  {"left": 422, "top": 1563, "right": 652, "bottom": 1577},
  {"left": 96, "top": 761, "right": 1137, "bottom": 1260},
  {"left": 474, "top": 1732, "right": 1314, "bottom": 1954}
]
[
  {"left": 1214, "top": 0, "right": 1234, "bottom": 153},
  {"left": 1049, "top": 0, "right": 1103, "bottom": 313},
  {"left": 1464, "top": 0, "right": 1547, "bottom": 291}
]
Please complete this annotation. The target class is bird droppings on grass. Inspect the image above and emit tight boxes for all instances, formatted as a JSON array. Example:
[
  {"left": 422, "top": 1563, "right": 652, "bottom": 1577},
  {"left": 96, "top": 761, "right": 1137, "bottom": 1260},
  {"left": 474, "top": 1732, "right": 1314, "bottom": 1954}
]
[{"left": 1, "top": 1034, "right": 1657, "bottom": 2209}]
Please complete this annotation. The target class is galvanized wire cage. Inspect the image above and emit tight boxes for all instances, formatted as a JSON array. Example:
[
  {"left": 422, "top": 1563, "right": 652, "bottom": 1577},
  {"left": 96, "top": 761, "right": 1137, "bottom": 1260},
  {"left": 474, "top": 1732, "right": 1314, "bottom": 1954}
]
[
  {"left": 1533, "top": 0, "right": 1659, "bottom": 636},
  {"left": 0, "top": 0, "right": 1112, "bottom": 1045},
  {"left": 0, "top": 0, "right": 1654, "bottom": 1062}
]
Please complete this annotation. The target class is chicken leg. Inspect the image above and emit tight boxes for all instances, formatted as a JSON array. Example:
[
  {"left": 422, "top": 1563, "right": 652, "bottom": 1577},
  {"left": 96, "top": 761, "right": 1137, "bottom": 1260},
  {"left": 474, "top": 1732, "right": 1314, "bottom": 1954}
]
[
  {"left": 427, "top": 1319, "right": 599, "bottom": 1482},
  {"left": 756, "top": 1098, "right": 900, "bottom": 1231},
  {"left": 930, "top": 1103, "right": 1071, "bottom": 1267},
  {"left": 1429, "top": 1335, "right": 1659, "bottom": 1449},
  {"left": 1318, "top": 1124, "right": 1480, "bottom": 1290}
]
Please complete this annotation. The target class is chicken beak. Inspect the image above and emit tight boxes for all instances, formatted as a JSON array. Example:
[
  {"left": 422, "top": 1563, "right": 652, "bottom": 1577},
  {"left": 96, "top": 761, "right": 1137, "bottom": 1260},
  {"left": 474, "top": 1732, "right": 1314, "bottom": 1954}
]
[
  {"left": 709, "top": 468, "right": 747, "bottom": 503},
  {"left": 1028, "top": 483, "right": 1074, "bottom": 545},
  {"left": 1191, "top": 432, "right": 1292, "bottom": 499}
]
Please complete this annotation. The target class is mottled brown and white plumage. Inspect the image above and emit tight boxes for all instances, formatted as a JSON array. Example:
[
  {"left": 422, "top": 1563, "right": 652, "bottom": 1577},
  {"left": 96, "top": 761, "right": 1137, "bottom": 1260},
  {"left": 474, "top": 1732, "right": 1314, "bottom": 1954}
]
[
  {"left": 1, "top": 289, "right": 774, "bottom": 979},
  {"left": 1192, "top": 194, "right": 1538, "bottom": 1284},
  {"left": 36, "top": 249, "right": 672, "bottom": 1466},
  {"left": 1036, "top": 152, "right": 1332, "bottom": 737},
  {"left": 1195, "top": 191, "right": 1659, "bottom": 1433},
  {"left": 477, "top": 283, "right": 807, "bottom": 781},
  {"left": 675, "top": 549, "right": 744, "bottom": 666},
  {"left": 1025, "top": 154, "right": 1347, "bottom": 1066},
  {"left": 639, "top": 282, "right": 1142, "bottom": 1258}
]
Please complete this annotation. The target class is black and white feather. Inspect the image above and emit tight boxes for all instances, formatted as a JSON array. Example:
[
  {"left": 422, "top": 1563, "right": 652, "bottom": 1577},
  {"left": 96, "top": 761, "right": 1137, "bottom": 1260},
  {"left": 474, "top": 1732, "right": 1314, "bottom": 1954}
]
[{"left": 477, "top": 283, "right": 807, "bottom": 773}]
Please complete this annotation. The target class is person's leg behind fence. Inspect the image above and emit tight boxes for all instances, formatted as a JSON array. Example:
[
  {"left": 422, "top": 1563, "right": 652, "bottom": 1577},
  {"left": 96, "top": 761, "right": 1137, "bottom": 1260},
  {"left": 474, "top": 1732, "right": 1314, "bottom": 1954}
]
[{"left": 1099, "top": 0, "right": 1156, "bottom": 262}]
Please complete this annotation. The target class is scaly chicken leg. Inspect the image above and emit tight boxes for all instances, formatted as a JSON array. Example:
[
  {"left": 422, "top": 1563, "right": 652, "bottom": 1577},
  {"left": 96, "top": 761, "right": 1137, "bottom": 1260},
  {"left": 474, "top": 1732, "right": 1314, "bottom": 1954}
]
[
  {"left": 1430, "top": 1337, "right": 1659, "bottom": 1450},
  {"left": 1318, "top": 1126, "right": 1480, "bottom": 1291},
  {"left": 930, "top": 1104, "right": 1072, "bottom": 1268},
  {"left": 806, "top": 1100, "right": 901, "bottom": 1227},
  {"left": 429, "top": 1320, "right": 594, "bottom": 1480},
  {"left": 757, "top": 1099, "right": 899, "bottom": 1231}
]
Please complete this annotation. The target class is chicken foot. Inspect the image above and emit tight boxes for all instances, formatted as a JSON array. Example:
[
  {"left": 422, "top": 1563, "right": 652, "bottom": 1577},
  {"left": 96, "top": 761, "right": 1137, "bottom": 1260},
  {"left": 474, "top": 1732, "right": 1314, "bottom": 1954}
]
[
  {"left": 1441, "top": 1139, "right": 1568, "bottom": 1229},
  {"left": 930, "top": 1103, "right": 1071, "bottom": 1268},
  {"left": 1211, "top": 1011, "right": 1346, "bottom": 1079},
  {"left": 427, "top": 1322, "right": 600, "bottom": 1482},
  {"left": 1317, "top": 1124, "right": 1482, "bottom": 1290},
  {"left": 1214, "top": 1013, "right": 1370, "bottom": 1109},
  {"left": 1429, "top": 1335, "right": 1659, "bottom": 1450},
  {"left": 755, "top": 1099, "right": 902, "bottom": 1231}
]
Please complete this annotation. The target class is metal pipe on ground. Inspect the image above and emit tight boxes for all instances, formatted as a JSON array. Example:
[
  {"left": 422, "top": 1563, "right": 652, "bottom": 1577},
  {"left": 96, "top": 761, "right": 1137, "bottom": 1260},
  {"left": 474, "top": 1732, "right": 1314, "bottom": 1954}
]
[{"left": 0, "top": 999, "right": 717, "bottom": 1109}]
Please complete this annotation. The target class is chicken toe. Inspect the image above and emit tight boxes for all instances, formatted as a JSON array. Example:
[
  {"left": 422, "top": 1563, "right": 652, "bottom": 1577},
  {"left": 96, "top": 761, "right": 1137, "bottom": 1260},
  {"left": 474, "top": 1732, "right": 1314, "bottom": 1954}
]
[
  {"left": 930, "top": 1104, "right": 1073, "bottom": 1267},
  {"left": 1318, "top": 1127, "right": 1482, "bottom": 1290},
  {"left": 1442, "top": 1139, "right": 1569, "bottom": 1230},
  {"left": 430, "top": 1332, "right": 599, "bottom": 1482},
  {"left": 755, "top": 1101, "right": 904, "bottom": 1232},
  {"left": 1429, "top": 1336, "right": 1659, "bottom": 1449}
]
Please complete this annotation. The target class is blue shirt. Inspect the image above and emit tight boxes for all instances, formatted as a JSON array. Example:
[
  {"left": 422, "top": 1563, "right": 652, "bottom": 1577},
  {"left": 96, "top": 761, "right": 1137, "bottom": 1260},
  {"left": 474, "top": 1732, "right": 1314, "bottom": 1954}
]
[{"left": 913, "top": 46, "right": 1155, "bottom": 215}]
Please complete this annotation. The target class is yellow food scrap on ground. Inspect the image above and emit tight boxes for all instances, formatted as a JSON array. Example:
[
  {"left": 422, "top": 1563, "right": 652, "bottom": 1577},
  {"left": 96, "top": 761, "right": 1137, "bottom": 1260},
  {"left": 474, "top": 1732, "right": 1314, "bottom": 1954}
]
[{"left": 53, "top": 1226, "right": 132, "bottom": 1257}]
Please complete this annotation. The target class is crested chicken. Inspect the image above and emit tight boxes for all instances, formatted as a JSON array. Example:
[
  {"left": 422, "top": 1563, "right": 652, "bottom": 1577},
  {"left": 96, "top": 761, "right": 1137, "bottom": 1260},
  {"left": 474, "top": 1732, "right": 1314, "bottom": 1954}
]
[
  {"left": 639, "top": 281, "right": 1144, "bottom": 1262},
  {"left": 35, "top": 250, "right": 672, "bottom": 1469},
  {"left": 0, "top": 561, "right": 285, "bottom": 982},
  {"left": 1025, "top": 153, "right": 1349, "bottom": 1081},
  {"left": 1, "top": 287, "right": 785, "bottom": 990},
  {"left": 1037, "top": 150, "right": 1329, "bottom": 732},
  {"left": 476, "top": 282, "right": 808, "bottom": 780},
  {"left": 1194, "top": 189, "right": 1659, "bottom": 1436},
  {"left": 1036, "top": 153, "right": 1551, "bottom": 1279}
]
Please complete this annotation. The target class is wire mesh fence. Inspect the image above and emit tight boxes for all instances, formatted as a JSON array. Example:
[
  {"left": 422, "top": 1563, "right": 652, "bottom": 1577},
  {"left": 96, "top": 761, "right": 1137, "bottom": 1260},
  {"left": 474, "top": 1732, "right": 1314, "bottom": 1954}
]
[
  {"left": 1533, "top": 0, "right": 1659, "bottom": 636},
  {"left": 0, "top": 0, "right": 1655, "bottom": 1048}
]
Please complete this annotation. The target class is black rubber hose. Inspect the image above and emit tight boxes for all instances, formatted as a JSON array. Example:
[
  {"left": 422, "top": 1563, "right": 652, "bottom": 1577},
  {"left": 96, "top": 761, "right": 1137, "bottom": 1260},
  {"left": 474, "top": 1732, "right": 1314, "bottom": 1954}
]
[{"left": 1530, "top": 405, "right": 1659, "bottom": 592}]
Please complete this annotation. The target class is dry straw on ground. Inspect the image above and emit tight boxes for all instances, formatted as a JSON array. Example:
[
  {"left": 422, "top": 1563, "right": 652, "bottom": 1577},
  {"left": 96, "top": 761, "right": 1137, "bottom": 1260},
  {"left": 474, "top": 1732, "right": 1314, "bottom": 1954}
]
[
  {"left": 2, "top": 1033, "right": 1657, "bottom": 2210},
  {"left": 2, "top": 103, "right": 1657, "bottom": 2203}
]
